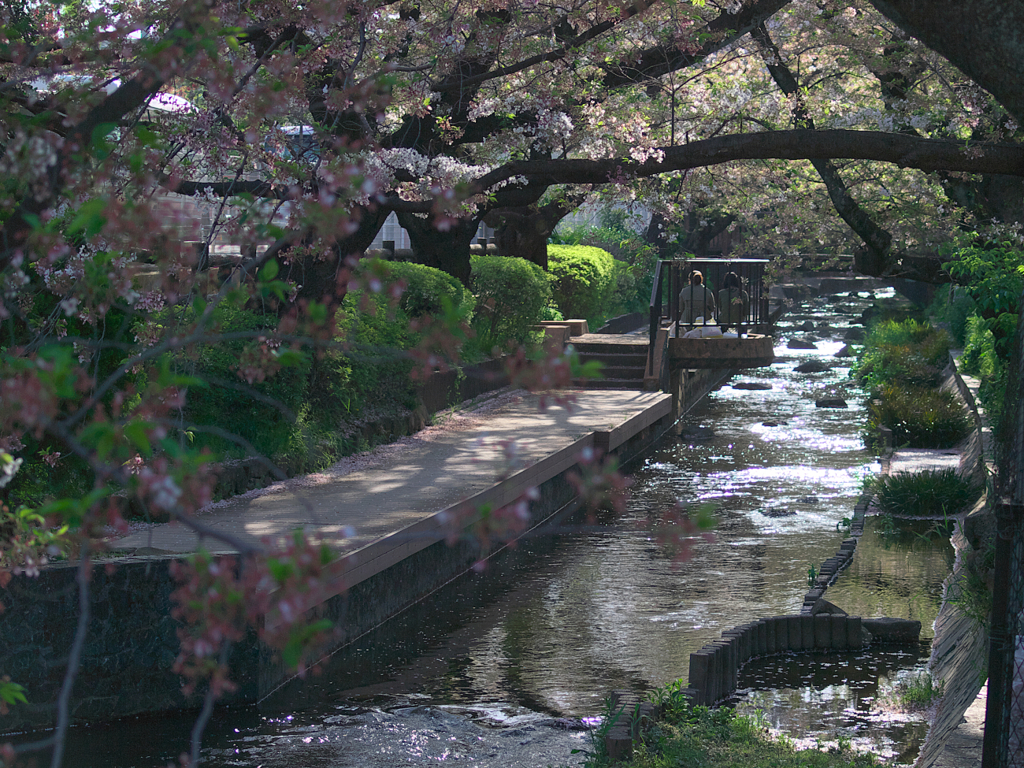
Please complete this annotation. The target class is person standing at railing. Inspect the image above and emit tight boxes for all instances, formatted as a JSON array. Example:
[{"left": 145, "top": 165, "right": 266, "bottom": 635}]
[
  {"left": 718, "top": 271, "right": 749, "bottom": 332},
  {"left": 679, "top": 270, "right": 716, "bottom": 326}
]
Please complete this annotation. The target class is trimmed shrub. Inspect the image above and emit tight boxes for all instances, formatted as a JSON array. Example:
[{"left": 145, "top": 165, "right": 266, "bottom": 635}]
[
  {"left": 867, "top": 384, "right": 971, "bottom": 449},
  {"left": 338, "top": 287, "right": 417, "bottom": 414},
  {"left": 547, "top": 244, "right": 621, "bottom": 322},
  {"left": 366, "top": 258, "right": 473, "bottom": 319},
  {"left": 469, "top": 254, "right": 551, "bottom": 350},
  {"left": 872, "top": 468, "right": 982, "bottom": 517}
]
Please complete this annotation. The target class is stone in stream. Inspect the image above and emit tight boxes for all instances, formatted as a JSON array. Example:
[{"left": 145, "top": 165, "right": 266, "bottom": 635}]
[
  {"left": 761, "top": 420, "right": 789, "bottom": 427},
  {"left": 732, "top": 381, "right": 772, "bottom": 390},
  {"left": 833, "top": 344, "right": 856, "bottom": 358},
  {"left": 787, "top": 338, "right": 817, "bottom": 350},
  {"left": 810, "top": 597, "right": 848, "bottom": 616},
  {"left": 815, "top": 396, "right": 848, "bottom": 408},
  {"left": 796, "top": 495, "right": 819, "bottom": 504},
  {"left": 798, "top": 320, "right": 816, "bottom": 331},
  {"left": 762, "top": 507, "right": 795, "bottom": 518},
  {"left": 843, "top": 327, "right": 867, "bottom": 341},
  {"left": 679, "top": 425, "right": 716, "bottom": 440},
  {"left": 795, "top": 360, "right": 831, "bottom": 373},
  {"left": 862, "top": 617, "right": 922, "bottom": 644}
]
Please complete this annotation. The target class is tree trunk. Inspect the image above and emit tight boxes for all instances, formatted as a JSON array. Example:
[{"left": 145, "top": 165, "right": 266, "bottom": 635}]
[
  {"left": 283, "top": 206, "right": 390, "bottom": 308},
  {"left": 486, "top": 194, "right": 585, "bottom": 270},
  {"left": 395, "top": 212, "right": 481, "bottom": 284}
]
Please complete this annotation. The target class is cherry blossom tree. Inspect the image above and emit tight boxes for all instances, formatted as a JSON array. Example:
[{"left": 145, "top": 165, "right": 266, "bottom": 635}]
[{"left": 5, "top": 0, "right": 1024, "bottom": 764}]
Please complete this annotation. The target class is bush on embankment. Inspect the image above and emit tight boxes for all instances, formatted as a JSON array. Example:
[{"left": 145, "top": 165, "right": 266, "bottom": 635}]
[
  {"left": 934, "top": 238, "right": 1023, "bottom": 444},
  {"left": 547, "top": 244, "right": 626, "bottom": 325},
  {"left": 140, "top": 261, "right": 460, "bottom": 490},
  {"left": 854, "top": 318, "right": 969, "bottom": 450},
  {"left": 549, "top": 217, "right": 657, "bottom": 317},
  {"left": 595, "top": 698, "right": 881, "bottom": 768},
  {"left": 469, "top": 254, "right": 551, "bottom": 353},
  {"left": 854, "top": 319, "right": 951, "bottom": 394},
  {"left": 871, "top": 468, "right": 983, "bottom": 517}
]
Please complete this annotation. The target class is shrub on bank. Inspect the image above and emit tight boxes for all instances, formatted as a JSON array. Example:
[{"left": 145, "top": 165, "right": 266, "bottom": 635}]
[
  {"left": 370, "top": 259, "right": 474, "bottom": 319},
  {"left": 160, "top": 304, "right": 311, "bottom": 460},
  {"left": 469, "top": 254, "right": 551, "bottom": 352},
  {"left": 866, "top": 384, "right": 971, "bottom": 449},
  {"left": 597, "top": 696, "right": 881, "bottom": 768},
  {"left": 871, "top": 468, "right": 982, "bottom": 517},
  {"left": 547, "top": 244, "right": 622, "bottom": 323},
  {"left": 854, "top": 319, "right": 951, "bottom": 393}
]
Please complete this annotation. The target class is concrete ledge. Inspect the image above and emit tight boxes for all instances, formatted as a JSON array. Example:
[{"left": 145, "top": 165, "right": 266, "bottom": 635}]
[{"left": 682, "top": 612, "right": 916, "bottom": 707}]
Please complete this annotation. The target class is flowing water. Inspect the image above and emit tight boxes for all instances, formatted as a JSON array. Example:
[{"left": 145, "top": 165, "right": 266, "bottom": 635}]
[{"left": 22, "top": 285, "right": 955, "bottom": 767}]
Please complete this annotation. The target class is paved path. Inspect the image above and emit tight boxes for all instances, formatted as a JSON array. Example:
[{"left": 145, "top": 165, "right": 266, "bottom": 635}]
[{"left": 115, "top": 390, "right": 671, "bottom": 573}]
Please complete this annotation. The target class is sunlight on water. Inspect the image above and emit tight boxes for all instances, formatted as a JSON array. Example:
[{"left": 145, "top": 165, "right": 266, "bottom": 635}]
[{"left": 39, "top": 284, "right": 952, "bottom": 768}]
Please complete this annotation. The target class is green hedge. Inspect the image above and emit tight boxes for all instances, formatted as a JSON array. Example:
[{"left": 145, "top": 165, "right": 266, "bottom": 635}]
[
  {"left": 364, "top": 258, "right": 473, "bottom": 319},
  {"left": 547, "top": 244, "right": 623, "bottom": 323},
  {"left": 164, "top": 305, "right": 311, "bottom": 460},
  {"left": 469, "top": 254, "right": 551, "bottom": 350}
]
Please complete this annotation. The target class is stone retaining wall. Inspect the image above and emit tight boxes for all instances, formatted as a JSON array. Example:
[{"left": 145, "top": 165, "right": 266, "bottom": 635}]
[{"left": 1, "top": 372, "right": 729, "bottom": 733}]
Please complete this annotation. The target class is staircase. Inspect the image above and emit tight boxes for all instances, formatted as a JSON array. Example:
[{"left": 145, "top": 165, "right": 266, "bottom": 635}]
[{"left": 571, "top": 335, "right": 649, "bottom": 389}]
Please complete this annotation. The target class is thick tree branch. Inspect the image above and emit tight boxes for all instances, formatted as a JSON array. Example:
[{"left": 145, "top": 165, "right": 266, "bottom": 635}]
[
  {"left": 869, "top": 0, "right": 1024, "bottom": 125},
  {"left": 601, "top": 0, "right": 792, "bottom": 89},
  {"left": 754, "top": 24, "right": 895, "bottom": 267},
  {"left": 471, "top": 130, "right": 1024, "bottom": 193}
]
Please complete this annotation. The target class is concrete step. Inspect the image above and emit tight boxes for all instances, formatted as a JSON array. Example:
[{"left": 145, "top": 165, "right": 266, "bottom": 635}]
[
  {"left": 573, "top": 341, "right": 649, "bottom": 356},
  {"left": 597, "top": 365, "right": 647, "bottom": 379},
  {"left": 575, "top": 351, "right": 649, "bottom": 366}
]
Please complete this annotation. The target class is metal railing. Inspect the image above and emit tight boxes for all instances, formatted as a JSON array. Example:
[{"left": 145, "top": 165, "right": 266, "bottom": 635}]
[{"left": 648, "top": 258, "right": 771, "bottom": 354}]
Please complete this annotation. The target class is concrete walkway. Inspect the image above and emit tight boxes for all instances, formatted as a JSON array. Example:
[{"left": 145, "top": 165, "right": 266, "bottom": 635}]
[{"left": 115, "top": 388, "right": 670, "bottom": 585}]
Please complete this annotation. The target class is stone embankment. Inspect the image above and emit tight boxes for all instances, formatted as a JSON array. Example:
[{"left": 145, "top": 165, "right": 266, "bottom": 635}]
[
  {"left": 604, "top": 350, "right": 994, "bottom": 767},
  {"left": 1, "top": 347, "right": 735, "bottom": 733}
]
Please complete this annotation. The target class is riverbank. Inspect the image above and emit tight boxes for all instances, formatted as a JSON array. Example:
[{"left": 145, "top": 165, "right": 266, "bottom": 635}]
[{"left": 4, "top": 375, "right": 747, "bottom": 734}]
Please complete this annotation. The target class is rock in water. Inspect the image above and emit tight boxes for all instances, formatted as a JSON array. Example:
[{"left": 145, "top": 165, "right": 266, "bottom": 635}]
[
  {"left": 679, "top": 425, "right": 715, "bottom": 441},
  {"left": 843, "top": 327, "right": 866, "bottom": 341},
  {"left": 862, "top": 617, "right": 922, "bottom": 644},
  {"left": 787, "top": 339, "right": 817, "bottom": 350},
  {"left": 762, "top": 507, "right": 795, "bottom": 518},
  {"left": 810, "top": 598, "right": 848, "bottom": 616},
  {"left": 732, "top": 381, "right": 772, "bottom": 390},
  {"left": 833, "top": 345, "right": 855, "bottom": 358},
  {"left": 795, "top": 361, "right": 831, "bottom": 373},
  {"left": 815, "top": 397, "right": 848, "bottom": 408}
]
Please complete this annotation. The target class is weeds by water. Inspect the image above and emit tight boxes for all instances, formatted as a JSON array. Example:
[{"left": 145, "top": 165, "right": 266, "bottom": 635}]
[
  {"left": 945, "top": 544, "right": 995, "bottom": 629},
  {"left": 871, "top": 469, "right": 982, "bottom": 517},
  {"left": 881, "top": 672, "right": 945, "bottom": 711},
  {"left": 581, "top": 699, "right": 882, "bottom": 768}
]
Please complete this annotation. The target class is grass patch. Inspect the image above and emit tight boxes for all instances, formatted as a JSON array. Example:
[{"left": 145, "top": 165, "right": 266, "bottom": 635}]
[
  {"left": 871, "top": 468, "right": 982, "bottom": 517},
  {"left": 866, "top": 385, "right": 971, "bottom": 449},
  {"left": 882, "top": 672, "right": 944, "bottom": 711},
  {"left": 583, "top": 702, "right": 881, "bottom": 768},
  {"left": 854, "top": 320, "right": 951, "bottom": 394}
]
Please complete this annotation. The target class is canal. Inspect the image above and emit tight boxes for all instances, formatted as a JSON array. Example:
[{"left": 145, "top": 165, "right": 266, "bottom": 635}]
[{"left": 38, "top": 284, "right": 954, "bottom": 767}]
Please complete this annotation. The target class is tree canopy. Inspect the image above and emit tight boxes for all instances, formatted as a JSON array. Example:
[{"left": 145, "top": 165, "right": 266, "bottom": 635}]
[{"left": 4, "top": 0, "right": 1024, "bottom": 761}]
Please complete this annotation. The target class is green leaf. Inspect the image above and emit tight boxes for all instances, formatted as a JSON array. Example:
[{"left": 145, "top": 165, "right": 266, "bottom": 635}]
[
  {"left": 0, "top": 681, "right": 27, "bottom": 706},
  {"left": 273, "top": 348, "right": 307, "bottom": 368},
  {"left": 123, "top": 420, "right": 153, "bottom": 457},
  {"left": 68, "top": 198, "right": 108, "bottom": 237},
  {"left": 259, "top": 259, "right": 280, "bottom": 281}
]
